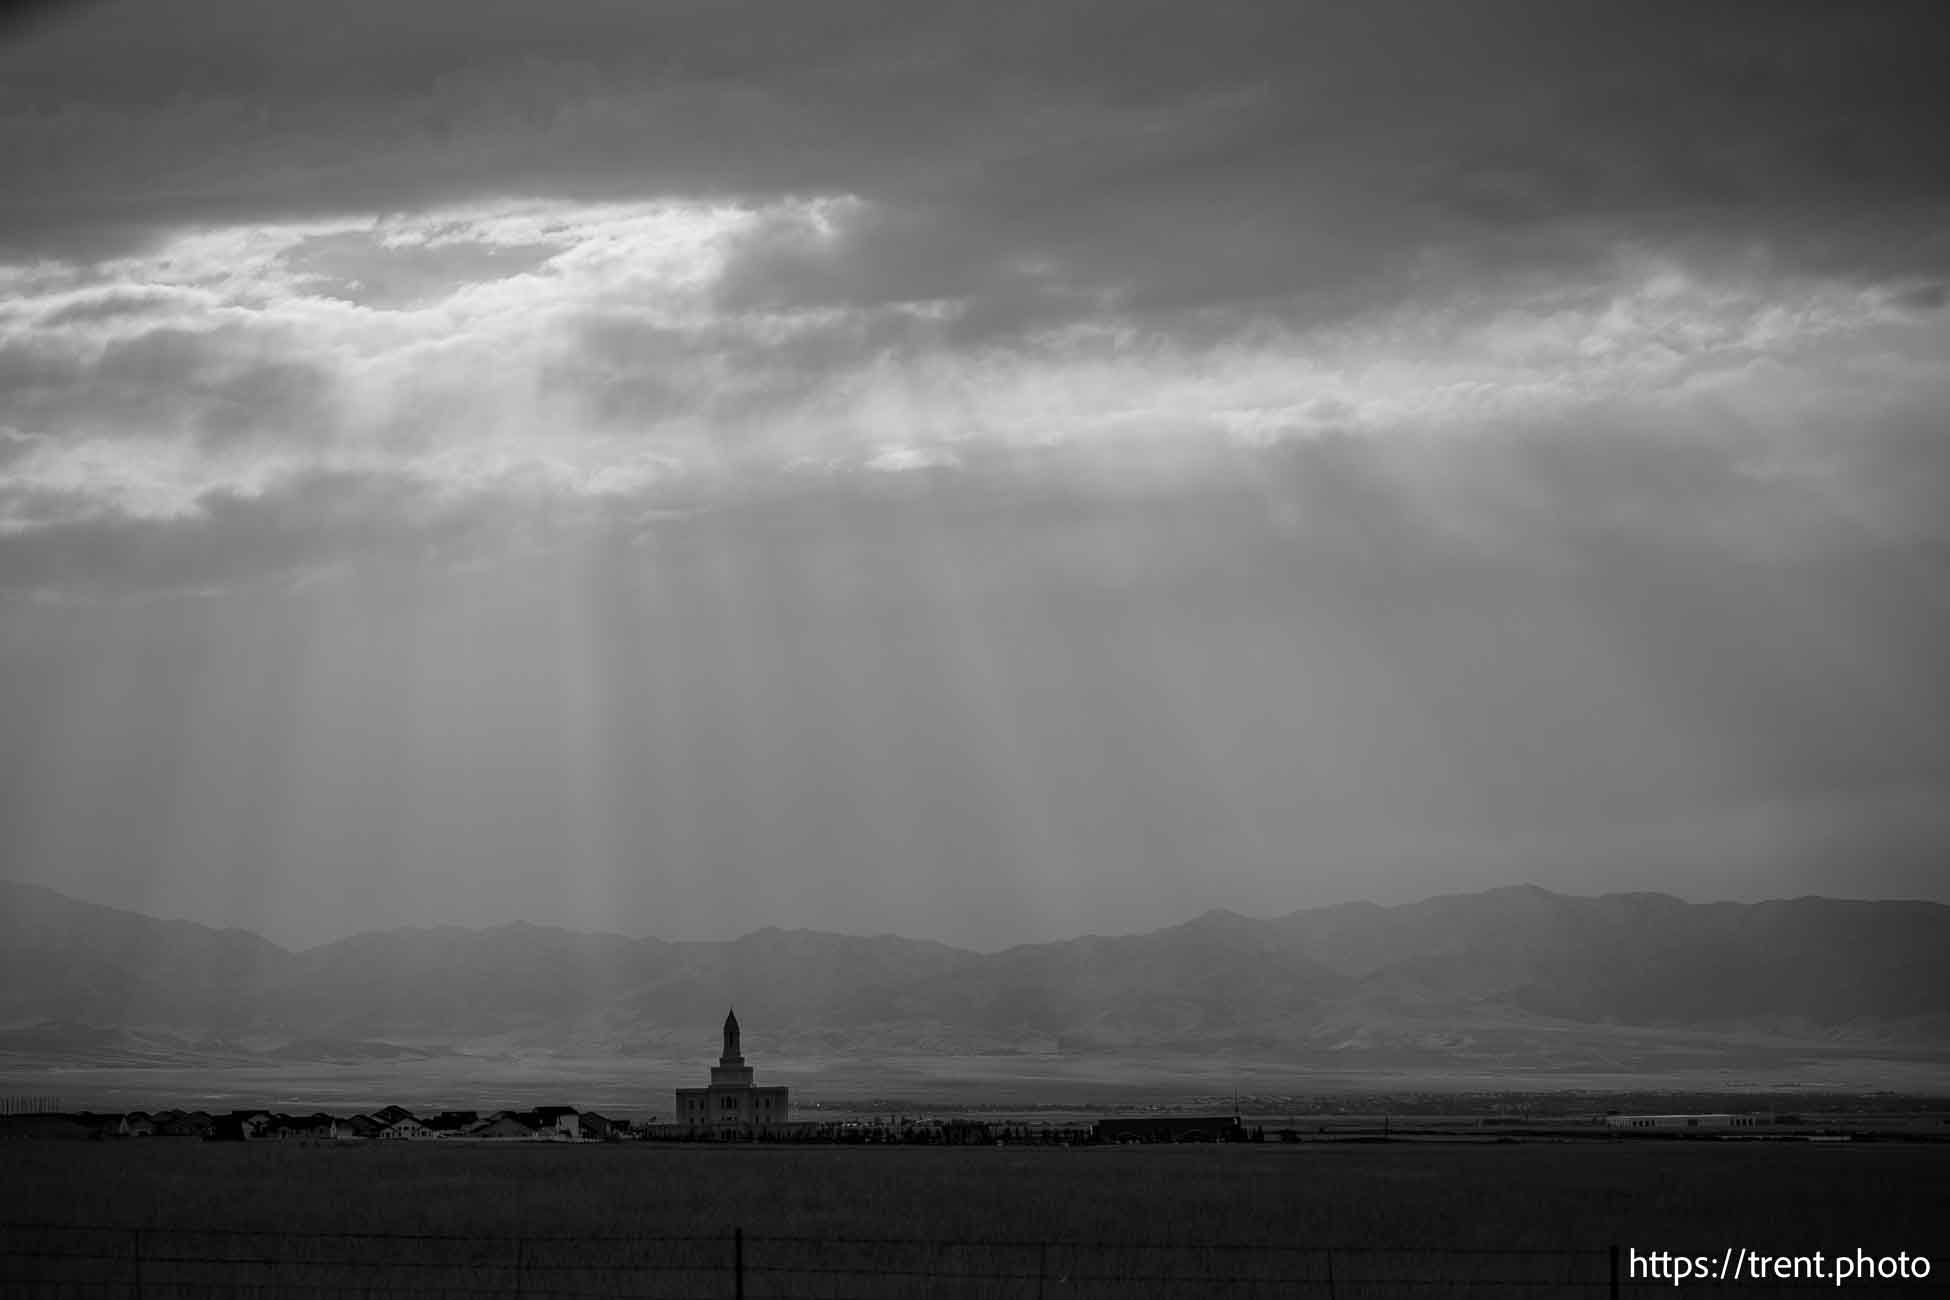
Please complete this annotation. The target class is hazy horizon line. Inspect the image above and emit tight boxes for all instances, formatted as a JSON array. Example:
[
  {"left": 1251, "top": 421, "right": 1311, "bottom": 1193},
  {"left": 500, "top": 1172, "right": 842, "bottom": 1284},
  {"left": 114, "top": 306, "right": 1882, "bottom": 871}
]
[{"left": 9, "top": 874, "right": 1946, "bottom": 957}]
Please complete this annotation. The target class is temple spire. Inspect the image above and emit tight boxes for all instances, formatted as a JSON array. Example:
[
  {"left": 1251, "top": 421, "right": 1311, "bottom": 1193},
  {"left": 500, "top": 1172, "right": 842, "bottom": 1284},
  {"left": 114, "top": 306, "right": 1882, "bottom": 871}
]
[{"left": 721, "top": 1007, "right": 743, "bottom": 1065}]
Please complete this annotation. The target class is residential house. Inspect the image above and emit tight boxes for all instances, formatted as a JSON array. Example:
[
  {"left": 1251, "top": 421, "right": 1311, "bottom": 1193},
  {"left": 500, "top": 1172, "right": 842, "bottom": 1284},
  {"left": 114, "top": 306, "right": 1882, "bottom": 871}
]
[
  {"left": 207, "top": 1110, "right": 275, "bottom": 1141},
  {"left": 469, "top": 1111, "right": 542, "bottom": 1139},
  {"left": 423, "top": 1111, "right": 480, "bottom": 1137},
  {"left": 531, "top": 1106, "right": 582, "bottom": 1140},
  {"left": 118, "top": 1112, "right": 155, "bottom": 1137},
  {"left": 378, "top": 1116, "right": 436, "bottom": 1140},
  {"left": 340, "top": 1114, "right": 384, "bottom": 1139},
  {"left": 78, "top": 1112, "right": 126, "bottom": 1139},
  {"left": 271, "top": 1113, "right": 342, "bottom": 1141},
  {"left": 158, "top": 1111, "right": 214, "bottom": 1139}
]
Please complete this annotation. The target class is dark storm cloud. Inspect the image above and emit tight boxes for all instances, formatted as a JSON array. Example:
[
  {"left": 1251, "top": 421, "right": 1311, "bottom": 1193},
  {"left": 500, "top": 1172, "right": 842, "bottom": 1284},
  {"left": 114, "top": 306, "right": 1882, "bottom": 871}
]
[
  {"left": 1888, "top": 283, "right": 1948, "bottom": 314},
  {"left": 1, "top": 324, "right": 338, "bottom": 447},
  {"left": 0, "top": 336, "right": 83, "bottom": 397},
  {"left": 38, "top": 288, "right": 192, "bottom": 328},
  {"left": 3, "top": 1, "right": 1947, "bottom": 327},
  {"left": 0, "top": 427, "right": 48, "bottom": 470}
]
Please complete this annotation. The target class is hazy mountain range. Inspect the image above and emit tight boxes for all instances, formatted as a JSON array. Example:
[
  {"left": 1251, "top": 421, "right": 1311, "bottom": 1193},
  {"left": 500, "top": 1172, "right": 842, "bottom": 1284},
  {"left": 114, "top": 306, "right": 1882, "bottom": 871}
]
[{"left": 4, "top": 880, "right": 1948, "bottom": 1071}]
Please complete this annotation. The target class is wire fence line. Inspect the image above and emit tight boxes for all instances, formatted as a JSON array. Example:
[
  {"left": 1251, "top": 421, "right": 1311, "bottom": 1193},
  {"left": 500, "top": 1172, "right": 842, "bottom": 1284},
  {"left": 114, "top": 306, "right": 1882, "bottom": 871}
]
[{"left": 0, "top": 1223, "right": 1918, "bottom": 1297}]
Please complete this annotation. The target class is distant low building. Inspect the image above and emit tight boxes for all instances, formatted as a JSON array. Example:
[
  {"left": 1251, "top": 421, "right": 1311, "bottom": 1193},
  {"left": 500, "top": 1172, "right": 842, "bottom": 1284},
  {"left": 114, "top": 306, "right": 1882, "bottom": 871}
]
[
  {"left": 377, "top": 1116, "right": 436, "bottom": 1140},
  {"left": 675, "top": 1009, "right": 790, "bottom": 1136},
  {"left": 1094, "top": 1116, "right": 1247, "bottom": 1144},
  {"left": 1604, "top": 1113, "right": 1769, "bottom": 1131},
  {"left": 118, "top": 1112, "right": 154, "bottom": 1138}
]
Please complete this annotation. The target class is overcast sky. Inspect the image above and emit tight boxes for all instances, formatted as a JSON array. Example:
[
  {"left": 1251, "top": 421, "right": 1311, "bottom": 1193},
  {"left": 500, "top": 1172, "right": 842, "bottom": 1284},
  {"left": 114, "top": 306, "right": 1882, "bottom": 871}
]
[{"left": 2, "top": 1, "right": 1947, "bottom": 950}]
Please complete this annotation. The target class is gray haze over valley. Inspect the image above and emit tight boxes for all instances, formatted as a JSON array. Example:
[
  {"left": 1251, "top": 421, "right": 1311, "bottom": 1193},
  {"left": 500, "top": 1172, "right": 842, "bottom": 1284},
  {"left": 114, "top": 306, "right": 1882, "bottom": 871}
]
[{"left": 5, "top": 880, "right": 1946, "bottom": 1084}]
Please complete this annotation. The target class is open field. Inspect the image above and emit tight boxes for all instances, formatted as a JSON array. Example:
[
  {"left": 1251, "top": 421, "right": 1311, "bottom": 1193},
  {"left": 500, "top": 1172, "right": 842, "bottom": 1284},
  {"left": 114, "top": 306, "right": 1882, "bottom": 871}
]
[{"left": 2, "top": 1141, "right": 1944, "bottom": 1297}]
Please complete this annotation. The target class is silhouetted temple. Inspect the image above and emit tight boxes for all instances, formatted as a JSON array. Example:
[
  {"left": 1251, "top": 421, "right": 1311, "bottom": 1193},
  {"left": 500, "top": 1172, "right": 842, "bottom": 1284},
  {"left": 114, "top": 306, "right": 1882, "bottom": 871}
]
[{"left": 675, "top": 1009, "right": 790, "bottom": 1134}]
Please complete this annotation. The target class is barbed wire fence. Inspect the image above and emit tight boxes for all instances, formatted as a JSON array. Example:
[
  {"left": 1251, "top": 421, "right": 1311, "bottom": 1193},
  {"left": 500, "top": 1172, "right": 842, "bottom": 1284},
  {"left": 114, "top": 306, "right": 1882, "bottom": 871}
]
[{"left": 0, "top": 1223, "right": 1925, "bottom": 1298}]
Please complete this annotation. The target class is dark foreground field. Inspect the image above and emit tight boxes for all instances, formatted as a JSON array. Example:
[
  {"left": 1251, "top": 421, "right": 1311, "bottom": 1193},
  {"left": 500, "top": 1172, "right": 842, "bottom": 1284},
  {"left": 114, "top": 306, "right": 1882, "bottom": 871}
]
[{"left": 2, "top": 1142, "right": 1944, "bottom": 1297}]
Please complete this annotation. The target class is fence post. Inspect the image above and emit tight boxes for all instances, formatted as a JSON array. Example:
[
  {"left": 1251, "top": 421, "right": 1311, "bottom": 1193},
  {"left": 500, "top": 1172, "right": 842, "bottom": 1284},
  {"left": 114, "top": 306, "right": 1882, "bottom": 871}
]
[
  {"left": 131, "top": 1226, "right": 143, "bottom": 1300},
  {"left": 734, "top": 1226, "right": 744, "bottom": 1300},
  {"left": 1610, "top": 1243, "right": 1621, "bottom": 1300},
  {"left": 514, "top": 1232, "right": 525, "bottom": 1298},
  {"left": 1037, "top": 1240, "right": 1048, "bottom": 1299}
]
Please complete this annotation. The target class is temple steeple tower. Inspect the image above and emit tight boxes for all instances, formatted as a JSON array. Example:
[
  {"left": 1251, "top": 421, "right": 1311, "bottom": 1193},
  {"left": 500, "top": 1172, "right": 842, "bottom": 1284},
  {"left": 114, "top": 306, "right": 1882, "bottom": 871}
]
[
  {"left": 708, "top": 1007, "right": 754, "bottom": 1088},
  {"left": 678, "top": 1006, "right": 787, "bottom": 1134}
]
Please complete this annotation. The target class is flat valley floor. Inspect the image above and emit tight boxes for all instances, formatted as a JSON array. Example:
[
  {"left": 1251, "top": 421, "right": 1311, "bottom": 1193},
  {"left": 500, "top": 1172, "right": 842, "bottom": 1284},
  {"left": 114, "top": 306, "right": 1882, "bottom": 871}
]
[{"left": 7, "top": 1047, "right": 1949, "bottom": 1117}]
